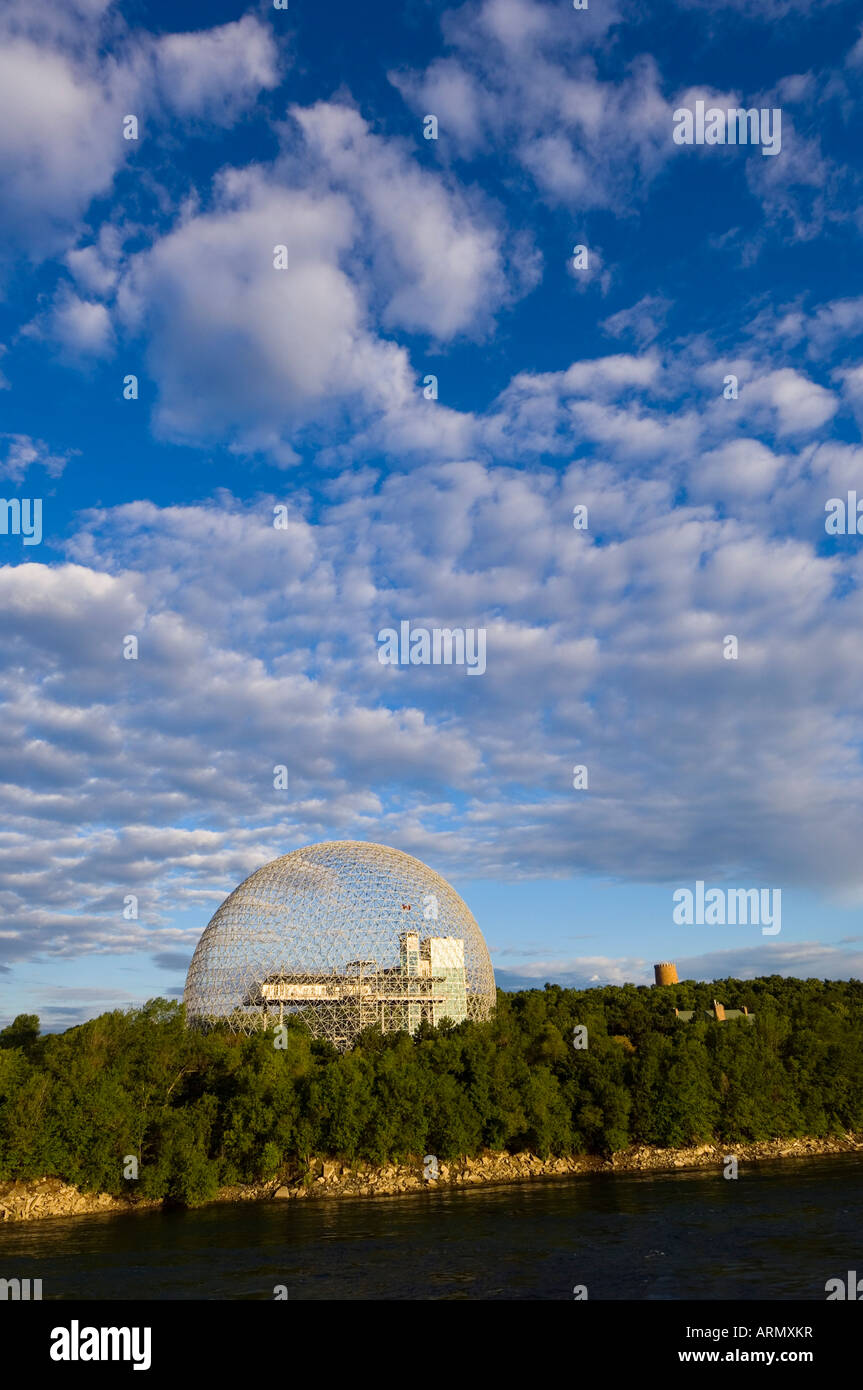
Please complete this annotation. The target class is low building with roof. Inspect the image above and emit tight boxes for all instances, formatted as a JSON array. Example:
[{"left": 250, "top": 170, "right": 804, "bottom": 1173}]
[{"left": 675, "top": 1001, "right": 755, "bottom": 1023}]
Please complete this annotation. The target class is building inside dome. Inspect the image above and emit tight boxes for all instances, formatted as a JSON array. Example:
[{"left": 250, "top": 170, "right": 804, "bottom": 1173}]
[{"left": 183, "top": 840, "right": 496, "bottom": 1048}]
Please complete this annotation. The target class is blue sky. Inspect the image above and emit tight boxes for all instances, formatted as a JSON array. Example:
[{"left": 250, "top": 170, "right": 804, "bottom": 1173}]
[{"left": 2, "top": 0, "right": 863, "bottom": 1030}]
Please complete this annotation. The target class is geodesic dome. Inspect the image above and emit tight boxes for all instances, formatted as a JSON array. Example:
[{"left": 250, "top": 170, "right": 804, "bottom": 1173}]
[{"left": 183, "top": 840, "right": 496, "bottom": 1048}]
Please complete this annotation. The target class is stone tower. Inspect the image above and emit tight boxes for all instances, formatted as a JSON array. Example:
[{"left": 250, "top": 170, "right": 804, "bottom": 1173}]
[{"left": 654, "top": 961, "right": 679, "bottom": 986}]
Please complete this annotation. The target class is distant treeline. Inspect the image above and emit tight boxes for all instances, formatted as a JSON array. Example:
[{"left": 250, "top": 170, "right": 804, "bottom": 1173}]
[{"left": 1, "top": 976, "right": 861, "bottom": 1207}]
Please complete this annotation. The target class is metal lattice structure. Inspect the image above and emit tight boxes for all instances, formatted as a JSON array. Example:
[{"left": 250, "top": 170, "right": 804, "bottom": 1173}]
[{"left": 183, "top": 840, "right": 496, "bottom": 1048}]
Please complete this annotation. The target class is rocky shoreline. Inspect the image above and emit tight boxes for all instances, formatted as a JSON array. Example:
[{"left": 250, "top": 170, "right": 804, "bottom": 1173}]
[{"left": 2, "top": 1132, "right": 861, "bottom": 1223}]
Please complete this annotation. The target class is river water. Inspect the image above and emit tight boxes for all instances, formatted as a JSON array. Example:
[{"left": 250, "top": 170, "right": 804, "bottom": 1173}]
[{"left": 2, "top": 1155, "right": 861, "bottom": 1300}]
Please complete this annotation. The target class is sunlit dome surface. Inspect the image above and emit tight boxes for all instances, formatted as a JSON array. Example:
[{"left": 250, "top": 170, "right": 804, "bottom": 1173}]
[{"left": 184, "top": 840, "right": 496, "bottom": 1048}]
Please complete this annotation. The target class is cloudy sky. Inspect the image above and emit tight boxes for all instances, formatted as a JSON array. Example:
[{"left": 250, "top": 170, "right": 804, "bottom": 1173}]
[{"left": 2, "top": 0, "right": 863, "bottom": 1029}]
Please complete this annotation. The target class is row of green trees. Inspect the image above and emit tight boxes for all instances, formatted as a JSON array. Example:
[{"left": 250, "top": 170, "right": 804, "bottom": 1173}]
[{"left": 1, "top": 975, "right": 861, "bottom": 1206}]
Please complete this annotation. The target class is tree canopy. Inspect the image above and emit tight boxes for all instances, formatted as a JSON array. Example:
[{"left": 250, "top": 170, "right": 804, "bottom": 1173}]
[{"left": 0, "top": 975, "right": 860, "bottom": 1206}]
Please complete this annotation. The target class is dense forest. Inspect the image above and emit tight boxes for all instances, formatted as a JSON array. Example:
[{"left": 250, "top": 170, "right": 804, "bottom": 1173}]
[{"left": 1, "top": 975, "right": 861, "bottom": 1206}]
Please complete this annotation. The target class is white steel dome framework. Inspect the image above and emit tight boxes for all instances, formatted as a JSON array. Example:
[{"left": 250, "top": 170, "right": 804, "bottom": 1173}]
[{"left": 184, "top": 840, "right": 497, "bottom": 1048}]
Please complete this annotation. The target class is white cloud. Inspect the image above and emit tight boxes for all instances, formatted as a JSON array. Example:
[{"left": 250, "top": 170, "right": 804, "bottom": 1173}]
[
  {"left": 1, "top": 425, "right": 863, "bottom": 976},
  {"left": 0, "top": 434, "right": 75, "bottom": 482},
  {"left": 148, "top": 15, "right": 280, "bottom": 124},
  {"left": 291, "top": 101, "right": 521, "bottom": 339},
  {"left": 497, "top": 939, "right": 863, "bottom": 990},
  {"left": 4, "top": 0, "right": 863, "bottom": 993},
  {"left": 0, "top": 7, "right": 280, "bottom": 260},
  {"left": 690, "top": 439, "right": 786, "bottom": 504},
  {"left": 741, "top": 367, "right": 838, "bottom": 435},
  {"left": 65, "top": 223, "right": 128, "bottom": 297},
  {"left": 390, "top": 58, "right": 485, "bottom": 152},
  {"left": 0, "top": 35, "right": 125, "bottom": 258},
  {"left": 391, "top": 4, "right": 860, "bottom": 246},
  {"left": 391, "top": 2, "right": 671, "bottom": 212},
  {"left": 110, "top": 97, "right": 537, "bottom": 460},
  {"left": 115, "top": 169, "right": 414, "bottom": 462},
  {"left": 602, "top": 295, "right": 671, "bottom": 347},
  {"left": 23, "top": 285, "right": 114, "bottom": 358}
]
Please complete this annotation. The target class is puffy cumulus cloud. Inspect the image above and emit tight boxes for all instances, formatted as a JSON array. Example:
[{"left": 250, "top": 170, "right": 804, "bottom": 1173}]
[
  {"left": 467, "top": 349, "right": 836, "bottom": 469},
  {"left": 688, "top": 439, "right": 787, "bottom": 505},
  {"left": 389, "top": 2, "right": 859, "bottom": 246},
  {"left": 22, "top": 285, "right": 114, "bottom": 358},
  {"left": 0, "top": 4, "right": 279, "bottom": 260},
  {"left": 461, "top": 0, "right": 563, "bottom": 48},
  {"left": 805, "top": 296, "right": 863, "bottom": 358},
  {"left": 113, "top": 101, "right": 529, "bottom": 461},
  {"left": 65, "top": 224, "right": 128, "bottom": 298},
  {"left": 390, "top": 0, "right": 671, "bottom": 212},
  {"left": 239, "top": 332, "right": 827, "bottom": 485},
  {"left": 738, "top": 367, "right": 838, "bottom": 436},
  {"left": 346, "top": 397, "right": 478, "bottom": 465},
  {"left": 0, "top": 543, "right": 484, "bottom": 961},
  {"left": 357, "top": 334, "right": 842, "bottom": 483},
  {"left": 803, "top": 440, "right": 863, "bottom": 503},
  {"left": 0, "top": 33, "right": 126, "bottom": 259},
  {"left": 466, "top": 352, "right": 664, "bottom": 458},
  {"left": 397, "top": 57, "right": 485, "bottom": 154},
  {"left": 145, "top": 15, "right": 280, "bottom": 125},
  {"left": 0, "top": 323, "right": 860, "bottom": 968},
  {"left": 743, "top": 294, "right": 863, "bottom": 364},
  {"left": 115, "top": 168, "right": 414, "bottom": 462},
  {"left": 1, "top": 0, "right": 118, "bottom": 41},
  {"left": 290, "top": 102, "right": 522, "bottom": 340},
  {"left": 5, "top": 399, "right": 863, "bottom": 974}
]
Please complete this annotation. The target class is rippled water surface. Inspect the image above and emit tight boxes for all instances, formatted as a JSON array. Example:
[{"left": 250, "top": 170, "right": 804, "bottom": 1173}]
[{"left": 1, "top": 1155, "right": 861, "bottom": 1300}]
